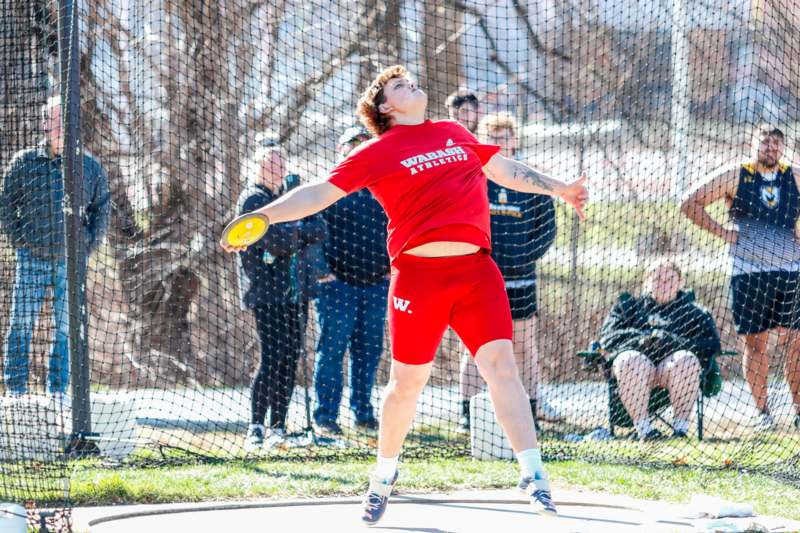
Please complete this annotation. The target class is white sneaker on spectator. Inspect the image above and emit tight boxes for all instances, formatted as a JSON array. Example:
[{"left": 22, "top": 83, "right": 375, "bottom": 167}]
[
  {"left": 535, "top": 398, "right": 564, "bottom": 423},
  {"left": 754, "top": 412, "right": 776, "bottom": 432},
  {"left": 265, "top": 428, "right": 286, "bottom": 449}
]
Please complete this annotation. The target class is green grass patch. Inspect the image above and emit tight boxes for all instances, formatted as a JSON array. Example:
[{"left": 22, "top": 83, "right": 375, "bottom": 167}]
[
  {"left": 554, "top": 199, "right": 731, "bottom": 254},
  {"left": 66, "top": 457, "right": 800, "bottom": 520}
]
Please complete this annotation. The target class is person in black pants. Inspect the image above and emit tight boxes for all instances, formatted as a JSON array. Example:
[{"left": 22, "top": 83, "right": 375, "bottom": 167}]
[{"left": 237, "top": 142, "right": 326, "bottom": 450}]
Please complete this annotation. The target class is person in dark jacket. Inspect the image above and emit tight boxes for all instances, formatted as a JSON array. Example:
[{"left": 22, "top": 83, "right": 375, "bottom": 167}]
[
  {"left": 458, "top": 113, "right": 561, "bottom": 430},
  {"left": 597, "top": 259, "right": 721, "bottom": 440},
  {"left": 312, "top": 126, "right": 390, "bottom": 435},
  {"left": 1, "top": 96, "right": 109, "bottom": 399},
  {"left": 238, "top": 144, "right": 326, "bottom": 450}
]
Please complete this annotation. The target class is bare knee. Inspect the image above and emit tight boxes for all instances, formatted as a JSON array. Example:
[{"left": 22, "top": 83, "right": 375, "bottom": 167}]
[
  {"left": 475, "top": 342, "right": 520, "bottom": 387},
  {"left": 671, "top": 350, "right": 701, "bottom": 374},
  {"left": 386, "top": 362, "right": 431, "bottom": 401},
  {"left": 612, "top": 350, "right": 653, "bottom": 380}
]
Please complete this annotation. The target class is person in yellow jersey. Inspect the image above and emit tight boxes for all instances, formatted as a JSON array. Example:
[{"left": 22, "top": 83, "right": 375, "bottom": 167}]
[{"left": 681, "top": 124, "right": 800, "bottom": 432}]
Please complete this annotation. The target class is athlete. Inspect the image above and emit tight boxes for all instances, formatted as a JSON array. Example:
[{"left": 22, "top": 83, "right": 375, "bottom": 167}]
[
  {"left": 681, "top": 125, "right": 800, "bottom": 432},
  {"left": 222, "top": 65, "right": 588, "bottom": 525}
]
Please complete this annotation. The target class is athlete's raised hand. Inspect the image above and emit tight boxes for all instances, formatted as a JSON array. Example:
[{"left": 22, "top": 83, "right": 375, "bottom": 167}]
[{"left": 559, "top": 173, "right": 589, "bottom": 221}]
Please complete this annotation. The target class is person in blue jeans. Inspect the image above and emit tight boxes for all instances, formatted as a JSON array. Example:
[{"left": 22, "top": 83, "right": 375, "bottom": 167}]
[
  {"left": 313, "top": 126, "right": 390, "bottom": 434},
  {"left": 0, "top": 96, "right": 109, "bottom": 398}
]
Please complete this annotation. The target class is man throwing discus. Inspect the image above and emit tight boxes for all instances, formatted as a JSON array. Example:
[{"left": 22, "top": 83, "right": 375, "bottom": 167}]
[{"left": 222, "top": 65, "right": 588, "bottom": 526}]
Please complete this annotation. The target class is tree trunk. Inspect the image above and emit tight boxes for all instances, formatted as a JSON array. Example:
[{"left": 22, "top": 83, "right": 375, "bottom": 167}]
[
  {"left": 421, "top": 1, "right": 463, "bottom": 118},
  {"left": 0, "top": 0, "right": 50, "bottom": 162}
]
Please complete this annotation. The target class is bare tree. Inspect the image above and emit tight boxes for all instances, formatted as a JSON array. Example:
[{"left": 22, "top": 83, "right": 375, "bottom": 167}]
[
  {"left": 421, "top": 1, "right": 463, "bottom": 117},
  {"left": 0, "top": 0, "right": 51, "bottom": 162},
  {"left": 77, "top": 0, "right": 386, "bottom": 388}
]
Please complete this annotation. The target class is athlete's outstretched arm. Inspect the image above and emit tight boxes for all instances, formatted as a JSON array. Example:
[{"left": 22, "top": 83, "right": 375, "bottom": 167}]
[
  {"left": 221, "top": 181, "right": 345, "bottom": 252},
  {"left": 484, "top": 153, "right": 588, "bottom": 220},
  {"left": 679, "top": 164, "right": 739, "bottom": 244}
]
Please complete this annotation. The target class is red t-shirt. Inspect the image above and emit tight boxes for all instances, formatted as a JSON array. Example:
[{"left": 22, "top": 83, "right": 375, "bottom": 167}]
[{"left": 327, "top": 119, "right": 500, "bottom": 260}]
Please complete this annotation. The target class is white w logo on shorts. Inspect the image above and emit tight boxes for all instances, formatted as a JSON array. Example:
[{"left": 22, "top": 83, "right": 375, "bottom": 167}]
[{"left": 392, "top": 297, "right": 412, "bottom": 313}]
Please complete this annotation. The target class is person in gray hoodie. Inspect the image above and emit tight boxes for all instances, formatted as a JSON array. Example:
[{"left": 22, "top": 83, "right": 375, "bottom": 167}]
[{"left": 1, "top": 96, "right": 109, "bottom": 398}]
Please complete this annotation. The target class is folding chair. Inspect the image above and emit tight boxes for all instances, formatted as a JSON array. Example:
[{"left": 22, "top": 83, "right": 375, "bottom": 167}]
[{"left": 578, "top": 348, "right": 736, "bottom": 440}]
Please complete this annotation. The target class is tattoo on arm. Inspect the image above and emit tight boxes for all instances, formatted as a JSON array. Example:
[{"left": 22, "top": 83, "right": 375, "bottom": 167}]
[{"left": 510, "top": 160, "right": 559, "bottom": 193}]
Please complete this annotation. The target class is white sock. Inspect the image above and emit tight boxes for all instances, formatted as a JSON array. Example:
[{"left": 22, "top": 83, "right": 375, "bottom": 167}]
[
  {"left": 516, "top": 448, "right": 544, "bottom": 479},
  {"left": 673, "top": 419, "right": 690, "bottom": 434},
  {"left": 374, "top": 454, "right": 399, "bottom": 481},
  {"left": 634, "top": 418, "right": 652, "bottom": 439}
]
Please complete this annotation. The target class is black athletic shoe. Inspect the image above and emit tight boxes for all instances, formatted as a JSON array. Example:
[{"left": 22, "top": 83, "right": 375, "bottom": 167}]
[
  {"left": 673, "top": 428, "right": 689, "bottom": 439},
  {"left": 355, "top": 416, "right": 379, "bottom": 431},
  {"left": 314, "top": 418, "right": 343, "bottom": 436},
  {"left": 459, "top": 400, "right": 471, "bottom": 432},
  {"left": 361, "top": 471, "right": 398, "bottom": 526},
  {"left": 641, "top": 428, "right": 664, "bottom": 441}
]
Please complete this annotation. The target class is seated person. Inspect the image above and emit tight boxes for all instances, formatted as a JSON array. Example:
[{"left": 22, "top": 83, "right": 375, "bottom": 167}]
[{"left": 597, "top": 259, "right": 721, "bottom": 440}]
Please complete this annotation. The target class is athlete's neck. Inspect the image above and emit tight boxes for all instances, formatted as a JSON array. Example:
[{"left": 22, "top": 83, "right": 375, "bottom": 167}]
[{"left": 390, "top": 113, "right": 426, "bottom": 128}]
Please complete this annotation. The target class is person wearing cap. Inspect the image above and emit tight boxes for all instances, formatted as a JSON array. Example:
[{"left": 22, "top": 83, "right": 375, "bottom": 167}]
[
  {"left": 445, "top": 89, "right": 481, "bottom": 134},
  {"left": 312, "top": 126, "right": 390, "bottom": 435}
]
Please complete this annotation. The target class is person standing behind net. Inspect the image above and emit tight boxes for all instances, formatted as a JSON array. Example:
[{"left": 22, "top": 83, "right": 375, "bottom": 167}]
[
  {"left": 0, "top": 96, "right": 109, "bottom": 402},
  {"left": 313, "top": 126, "right": 390, "bottom": 435},
  {"left": 597, "top": 259, "right": 721, "bottom": 440},
  {"left": 237, "top": 143, "right": 326, "bottom": 451},
  {"left": 445, "top": 89, "right": 481, "bottom": 134},
  {"left": 457, "top": 113, "right": 562, "bottom": 432},
  {"left": 222, "top": 65, "right": 588, "bottom": 525},
  {"left": 681, "top": 125, "right": 800, "bottom": 432}
]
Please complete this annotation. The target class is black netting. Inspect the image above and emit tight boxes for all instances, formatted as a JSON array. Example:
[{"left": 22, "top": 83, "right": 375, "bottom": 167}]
[{"left": 2, "top": 0, "right": 800, "bottom": 529}]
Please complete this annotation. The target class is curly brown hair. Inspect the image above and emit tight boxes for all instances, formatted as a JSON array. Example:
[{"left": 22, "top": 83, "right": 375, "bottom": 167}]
[{"left": 357, "top": 65, "right": 408, "bottom": 137}]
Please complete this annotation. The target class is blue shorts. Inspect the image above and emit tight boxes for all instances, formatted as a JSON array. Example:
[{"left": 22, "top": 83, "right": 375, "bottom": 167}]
[{"left": 730, "top": 271, "right": 800, "bottom": 334}]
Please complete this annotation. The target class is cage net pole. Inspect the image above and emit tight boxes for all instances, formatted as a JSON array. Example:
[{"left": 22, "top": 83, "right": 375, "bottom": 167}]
[{"left": 58, "top": 0, "right": 96, "bottom": 460}]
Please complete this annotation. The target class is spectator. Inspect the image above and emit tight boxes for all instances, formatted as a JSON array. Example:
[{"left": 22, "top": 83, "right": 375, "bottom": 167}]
[
  {"left": 445, "top": 89, "right": 481, "bottom": 134},
  {"left": 597, "top": 259, "right": 721, "bottom": 440},
  {"left": 458, "top": 113, "right": 561, "bottom": 430},
  {"left": 1, "top": 96, "right": 109, "bottom": 401},
  {"left": 313, "top": 126, "right": 390, "bottom": 435},
  {"left": 238, "top": 143, "right": 326, "bottom": 451},
  {"left": 681, "top": 125, "right": 800, "bottom": 431}
]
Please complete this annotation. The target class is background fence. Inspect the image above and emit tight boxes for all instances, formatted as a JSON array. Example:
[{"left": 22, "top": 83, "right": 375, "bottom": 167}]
[{"left": 2, "top": 0, "right": 800, "bottom": 530}]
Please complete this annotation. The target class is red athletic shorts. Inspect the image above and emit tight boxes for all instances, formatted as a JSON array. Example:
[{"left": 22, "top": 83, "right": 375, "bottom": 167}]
[{"left": 388, "top": 250, "right": 513, "bottom": 365}]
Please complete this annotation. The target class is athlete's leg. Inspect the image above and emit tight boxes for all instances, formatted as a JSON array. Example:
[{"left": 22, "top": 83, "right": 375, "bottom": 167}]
[
  {"left": 474, "top": 339, "right": 537, "bottom": 450},
  {"left": 776, "top": 327, "right": 800, "bottom": 417},
  {"left": 458, "top": 345, "right": 484, "bottom": 428},
  {"left": 512, "top": 316, "right": 538, "bottom": 400},
  {"left": 742, "top": 331, "right": 771, "bottom": 413},
  {"left": 377, "top": 360, "right": 433, "bottom": 458}
]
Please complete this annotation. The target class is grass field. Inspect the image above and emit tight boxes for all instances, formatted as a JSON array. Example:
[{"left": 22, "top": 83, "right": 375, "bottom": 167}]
[{"left": 65, "top": 457, "right": 800, "bottom": 521}]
